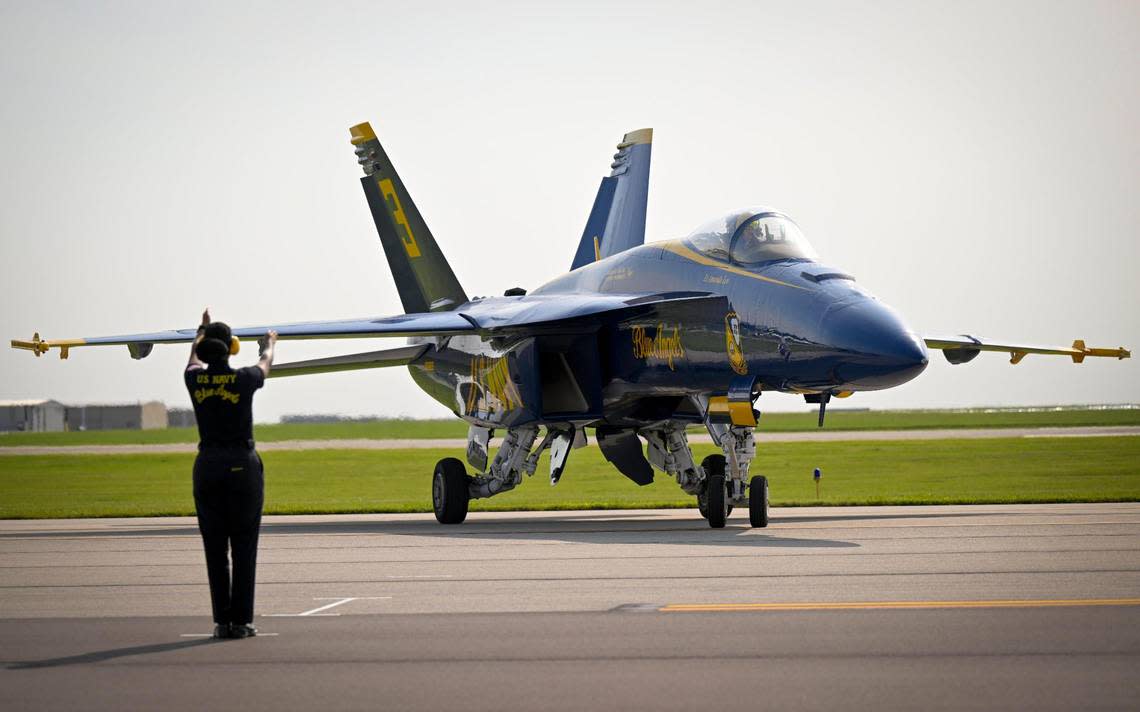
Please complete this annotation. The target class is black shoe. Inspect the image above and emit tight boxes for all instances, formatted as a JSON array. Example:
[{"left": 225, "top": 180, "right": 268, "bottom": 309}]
[
  {"left": 212, "top": 623, "right": 231, "bottom": 639},
  {"left": 230, "top": 623, "right": 257, "bottom": 639}
]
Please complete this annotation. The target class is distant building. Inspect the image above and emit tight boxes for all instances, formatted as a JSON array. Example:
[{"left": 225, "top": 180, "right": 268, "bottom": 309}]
[
  {"left": 0, "top": 400, "right": 67, "bottom": 432},
  {"left": 65, "top": 402, "right": 168, "bottom": 431},
  {"left": 167, "top": 407, "right": 197, "bottom": 428}
]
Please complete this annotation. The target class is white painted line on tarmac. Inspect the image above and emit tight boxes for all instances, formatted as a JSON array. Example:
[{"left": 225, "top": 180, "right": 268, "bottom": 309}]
[
  {"left": 264, "top": 596, "right": 392, "bottom": 617},
  {"left": 386, "top": 575, "right": 453, "bottom": 579},
  {"left": 611, "top": 603, "right": 661, "bottom": 613}
]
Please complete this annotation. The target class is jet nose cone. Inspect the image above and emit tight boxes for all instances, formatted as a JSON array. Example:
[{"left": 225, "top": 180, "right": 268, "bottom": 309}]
[{"left": 825, "top": 300, "right": 928, "bottom": 389}]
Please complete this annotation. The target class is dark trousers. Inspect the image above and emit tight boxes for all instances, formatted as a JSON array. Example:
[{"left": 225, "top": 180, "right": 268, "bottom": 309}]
[{"left": 193, "top": 448, "right": 264, "bottom": 625}]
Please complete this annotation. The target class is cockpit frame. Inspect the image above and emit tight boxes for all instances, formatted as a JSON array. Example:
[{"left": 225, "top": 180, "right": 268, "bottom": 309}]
[{"left": 684, "top": 210, "right": 817, "bottom": 267}]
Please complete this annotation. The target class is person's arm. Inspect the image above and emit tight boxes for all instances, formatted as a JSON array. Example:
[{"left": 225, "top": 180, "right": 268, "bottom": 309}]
[
  {"left": 256, "top": 330, "right": 278, "bottom": 378},
  {"left": 187, "top": 308, "right": 210, "bottom": 370}
]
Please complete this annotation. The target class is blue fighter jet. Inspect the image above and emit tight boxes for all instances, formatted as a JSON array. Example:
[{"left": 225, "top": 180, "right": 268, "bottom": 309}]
[{"left": 13, "top": 122, "right": 1131, "bottom": 528}]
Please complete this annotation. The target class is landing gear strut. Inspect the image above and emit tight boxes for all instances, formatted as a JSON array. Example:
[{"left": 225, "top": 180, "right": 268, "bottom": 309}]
[{"left": 432, "top": 458, "right": 471, "bottom": 524}]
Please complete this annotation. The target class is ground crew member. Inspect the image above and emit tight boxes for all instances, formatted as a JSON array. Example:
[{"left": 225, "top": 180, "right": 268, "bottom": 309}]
[{"left": 185, "top": 309, "right": 277, "bottom": 639}]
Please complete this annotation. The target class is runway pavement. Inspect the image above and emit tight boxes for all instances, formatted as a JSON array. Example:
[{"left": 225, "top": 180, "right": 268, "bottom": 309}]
[{"left": 2, "top": 504, "right": 1139, "bottom": 710}]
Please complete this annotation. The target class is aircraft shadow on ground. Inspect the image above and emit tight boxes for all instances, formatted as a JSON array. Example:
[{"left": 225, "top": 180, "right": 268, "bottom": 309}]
[
  {"left": 6, "top": 638, "right": 218, "bottom": 670},
  {"left": 0, "top": 509, "right": 987, "bottom": 547}
]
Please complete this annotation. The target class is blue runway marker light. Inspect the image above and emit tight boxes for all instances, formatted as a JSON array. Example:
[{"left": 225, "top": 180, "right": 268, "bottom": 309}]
[{"left": 814, "top": 468, "right": 821, "bottom": 498}]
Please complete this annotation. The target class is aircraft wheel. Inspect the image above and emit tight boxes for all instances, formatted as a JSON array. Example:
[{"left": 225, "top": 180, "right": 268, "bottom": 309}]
[
  {"left": 699, "top": 455, "right": 732, "bottom": 525},
  {"left": 749, "top": 475, "right": 769, "bottom": 528},
  {"left": 701, "top": 454, "right": 728, "bottom": 529},
  {"left": 432, "top": 458, "right": 470, "bottom": 524},
  {"left": 706, "top": 474, "right": 728, "bottom": 528}
]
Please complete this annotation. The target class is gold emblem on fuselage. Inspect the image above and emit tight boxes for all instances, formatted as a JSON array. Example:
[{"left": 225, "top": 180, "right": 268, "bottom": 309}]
[
  {"left": 725, "top": 312, "right": 747, "bottom": 375},
  {"left": 632, "top": 323, "right": 686, "bottom": 370}
]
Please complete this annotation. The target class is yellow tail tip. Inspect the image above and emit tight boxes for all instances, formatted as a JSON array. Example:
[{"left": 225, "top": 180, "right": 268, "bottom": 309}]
[
  {"left": 349, "top": 122, "right": 377, "bottom": 146},
  {"left": 619, "top": 128, "right": 653, "bottom": 146}
]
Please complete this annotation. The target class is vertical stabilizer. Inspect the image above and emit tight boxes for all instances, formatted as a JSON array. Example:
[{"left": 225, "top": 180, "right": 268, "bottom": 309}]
[
  {"left": 351, "top": 122, "right": 468, "bottom": 313},
  {"left": 570, "top": 128, "right": 653, "bottom": 270}
]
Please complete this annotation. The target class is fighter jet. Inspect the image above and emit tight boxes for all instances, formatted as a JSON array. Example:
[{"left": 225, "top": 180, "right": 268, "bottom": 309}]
[{"left": 13, "top": 122, "right": 1131, "bottom": 528}]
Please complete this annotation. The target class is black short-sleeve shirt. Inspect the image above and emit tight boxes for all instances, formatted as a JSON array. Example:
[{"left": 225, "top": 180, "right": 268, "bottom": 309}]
[{"left": 184, "top": 364, "right": 265, "bottom": 447}]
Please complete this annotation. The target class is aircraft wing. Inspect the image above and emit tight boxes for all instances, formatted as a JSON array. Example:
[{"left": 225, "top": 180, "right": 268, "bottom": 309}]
[
  {"left": 10, "top": 311, "right": 476, "bottom": 360},
  {"left": 11, "top": 292, "right": 720, "bottom": 362},
  {"left": 923, "top": 334, "right": 1131, "bottom": 365}
]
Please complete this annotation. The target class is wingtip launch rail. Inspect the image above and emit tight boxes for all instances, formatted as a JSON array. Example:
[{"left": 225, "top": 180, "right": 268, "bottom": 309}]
[{"left": 923, "top": 335, "right": 1130, "bottom": 365}]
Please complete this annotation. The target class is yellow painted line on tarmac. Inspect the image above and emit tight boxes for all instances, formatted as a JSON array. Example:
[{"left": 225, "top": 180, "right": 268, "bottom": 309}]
[{"left": 660, "top": 598, "right": 1140, "bottom": 613}]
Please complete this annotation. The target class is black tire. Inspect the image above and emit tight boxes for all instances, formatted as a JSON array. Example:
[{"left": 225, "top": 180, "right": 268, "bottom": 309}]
[
  {"left": 699, "top": 454, "right": 735, "bottom": 524},
  {"left": 706, "top": 473, "right": 727, "bottom": 528},
  {"left": 432, "top": 457, "right": 470, "bottom": 524},
  {"left": 749, "top": 475, "right": 769, "bottom": 528},
  {"left": 701, "top": 454, "right": 728, "bottom": 529}
]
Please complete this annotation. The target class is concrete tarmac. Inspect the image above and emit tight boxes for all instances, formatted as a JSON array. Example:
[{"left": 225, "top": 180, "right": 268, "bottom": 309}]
[{"left": 2, "top": 504, "right": 1139, "bottom": 710}]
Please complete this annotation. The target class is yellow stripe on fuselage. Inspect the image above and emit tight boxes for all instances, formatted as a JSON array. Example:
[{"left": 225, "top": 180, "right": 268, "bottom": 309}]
[{"left": 659, "top": 242, "right": 810, "bottom": 291}]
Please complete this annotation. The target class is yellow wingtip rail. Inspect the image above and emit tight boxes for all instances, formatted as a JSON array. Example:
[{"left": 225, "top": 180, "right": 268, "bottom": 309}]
[
  {"left": 10, "top": 334, "right": 86, "bottom": 360},
  {"left": 1070, "top": 339, "right": 1130, "bottom": 364}
]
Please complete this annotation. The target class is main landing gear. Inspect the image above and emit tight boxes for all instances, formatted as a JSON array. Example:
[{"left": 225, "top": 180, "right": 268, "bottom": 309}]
[
  {"left": 433, "top": 424, "right": 582, "bottom": 524},
  {"left": 432, "top": 458, "right": 471, "bottom": 524}
]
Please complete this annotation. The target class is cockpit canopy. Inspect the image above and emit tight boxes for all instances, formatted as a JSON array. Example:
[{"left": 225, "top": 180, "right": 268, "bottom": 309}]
[{"left": 685, "top": 209, "right": 818, "bottom": 265}]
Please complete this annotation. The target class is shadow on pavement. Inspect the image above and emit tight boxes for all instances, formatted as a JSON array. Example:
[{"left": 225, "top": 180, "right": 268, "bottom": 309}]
[
  {"left": 0, "top": 509, "right": 1018, "bottom": 548},
  {"left": 225, "top": 517, "right": 862, "bottom": 548},
  {"left": 7, "top": 637, "right": 218, "bottom": 670},
  {"left": 0, "top": 515, "right": 867, "bottom": 548}
]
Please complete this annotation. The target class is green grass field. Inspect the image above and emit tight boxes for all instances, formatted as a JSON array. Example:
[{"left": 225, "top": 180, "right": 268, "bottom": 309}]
[
  {"left": 1, "top": 407, "right": 1137, "bottom": 447},
  {"left": 1, "top": 436, "right": 1136, "bottom": 519}
]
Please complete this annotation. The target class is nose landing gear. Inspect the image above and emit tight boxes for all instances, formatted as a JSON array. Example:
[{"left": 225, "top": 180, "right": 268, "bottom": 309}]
[
  {"left": 749, "top": 474, "right": 769, "bottom": 528},
  {"left": 697, "top": 454, "right": 732, "bottom": 528}
]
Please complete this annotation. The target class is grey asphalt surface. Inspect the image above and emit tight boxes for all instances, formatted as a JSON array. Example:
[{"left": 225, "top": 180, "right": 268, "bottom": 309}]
[
  {"left": 2, "top": 504, "right": 1139, "bottom": 710},
  {"left": 2, "top": 424, "right": 1137, "bottom": 455}
]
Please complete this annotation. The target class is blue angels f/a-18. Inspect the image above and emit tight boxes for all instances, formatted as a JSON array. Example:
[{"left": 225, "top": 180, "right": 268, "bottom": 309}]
[{"left": 13, "top": 122, "right": 1131, "bottom": 528}]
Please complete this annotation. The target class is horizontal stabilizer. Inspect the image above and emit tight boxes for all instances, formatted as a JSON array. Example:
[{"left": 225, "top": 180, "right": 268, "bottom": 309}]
[{"left": 268, "top": 344, "right": 428, "bottom": 379}]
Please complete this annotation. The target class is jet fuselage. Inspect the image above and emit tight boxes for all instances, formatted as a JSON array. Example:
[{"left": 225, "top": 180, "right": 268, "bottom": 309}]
[{"left": 406, "top": 233, "right": 929, "bottom": 429}]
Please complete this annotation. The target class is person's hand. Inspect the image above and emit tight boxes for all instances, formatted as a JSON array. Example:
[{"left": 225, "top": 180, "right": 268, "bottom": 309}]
[
  {"left": 200, "top": 308, "right": 211, "bottom": 328},
  {"left": 258, "top": 330, "right": 278, "bottom": 352}
]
